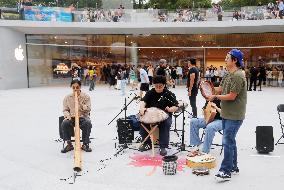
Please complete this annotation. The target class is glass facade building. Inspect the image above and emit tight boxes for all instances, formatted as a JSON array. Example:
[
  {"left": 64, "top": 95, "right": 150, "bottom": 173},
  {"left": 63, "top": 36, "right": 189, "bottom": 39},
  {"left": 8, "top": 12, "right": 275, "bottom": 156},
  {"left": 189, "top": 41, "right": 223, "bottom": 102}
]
[{"left": 26, "top": 33, "right": 284, "bottom": 87}]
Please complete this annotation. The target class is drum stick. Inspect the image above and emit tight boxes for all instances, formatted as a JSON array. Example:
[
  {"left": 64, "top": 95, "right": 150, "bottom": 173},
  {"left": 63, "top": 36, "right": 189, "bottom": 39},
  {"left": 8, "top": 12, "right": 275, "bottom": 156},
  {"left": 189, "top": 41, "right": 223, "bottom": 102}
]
[{"left": 150, "top": 130, "right": 155, "bottom": 157}]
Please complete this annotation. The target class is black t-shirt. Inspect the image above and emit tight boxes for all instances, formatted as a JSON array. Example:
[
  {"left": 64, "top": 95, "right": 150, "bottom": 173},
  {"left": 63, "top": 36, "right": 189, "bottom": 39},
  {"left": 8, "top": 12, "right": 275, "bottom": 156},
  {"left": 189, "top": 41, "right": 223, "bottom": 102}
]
[
  {"left": 187, "top": 67, "right": 199, "bottom": 95},
  {"left": 142, "top": 88, "right": 178, "bottom": 115},
  {"left": 156, "top": 67, "right": 166, "bottom": 76},
  {"left": 203, "top": 99, "right": 221, "bottom": 120},
  {"left": 171, "top": 69, "right": 177, "bottom": 79},
  {"left": 259, "top": 66, "right": 266, "bottom": 78},
  {"left": 250, "top": 67, "right": 259, "bottom": 79}
]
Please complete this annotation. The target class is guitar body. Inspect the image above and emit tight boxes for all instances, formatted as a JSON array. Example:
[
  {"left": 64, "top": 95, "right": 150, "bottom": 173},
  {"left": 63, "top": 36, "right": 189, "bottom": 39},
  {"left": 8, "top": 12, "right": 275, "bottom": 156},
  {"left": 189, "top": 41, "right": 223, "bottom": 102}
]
[{"left": 203, "top": 102, "right": 217, "bottom": 125}]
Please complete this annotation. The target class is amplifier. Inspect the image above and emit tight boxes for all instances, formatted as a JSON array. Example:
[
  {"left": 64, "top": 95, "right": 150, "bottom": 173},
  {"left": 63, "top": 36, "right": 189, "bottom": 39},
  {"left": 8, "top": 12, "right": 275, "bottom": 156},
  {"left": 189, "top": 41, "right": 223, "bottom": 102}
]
[{"left": 117, "top": 118, "right": 134, "bottom": 144}]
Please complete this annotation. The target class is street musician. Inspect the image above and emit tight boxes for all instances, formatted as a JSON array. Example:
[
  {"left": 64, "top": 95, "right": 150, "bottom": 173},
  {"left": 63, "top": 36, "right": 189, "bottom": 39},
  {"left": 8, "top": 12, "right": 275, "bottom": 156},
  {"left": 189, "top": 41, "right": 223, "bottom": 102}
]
[{"left": 61, "top": 80, "right": 92, "bottom": 153}]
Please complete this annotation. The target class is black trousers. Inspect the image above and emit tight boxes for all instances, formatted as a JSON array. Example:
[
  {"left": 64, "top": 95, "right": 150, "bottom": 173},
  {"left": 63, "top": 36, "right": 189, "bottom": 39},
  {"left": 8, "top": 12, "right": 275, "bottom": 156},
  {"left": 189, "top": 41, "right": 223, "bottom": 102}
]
[
  {"left": 140, "top": 116, "right": 172, "bottom": 148},
  {"left": 249, "top": 78, "right": 257, "bottom": 91},
  {"left": 61, "top": 117, "right": 92, "bottom": 144},
  {"left": 189, "top": 95, "right": 197, "bottom": 118},
  {"left": 149, "top": 76, "right": 153, "bottom": 85}
]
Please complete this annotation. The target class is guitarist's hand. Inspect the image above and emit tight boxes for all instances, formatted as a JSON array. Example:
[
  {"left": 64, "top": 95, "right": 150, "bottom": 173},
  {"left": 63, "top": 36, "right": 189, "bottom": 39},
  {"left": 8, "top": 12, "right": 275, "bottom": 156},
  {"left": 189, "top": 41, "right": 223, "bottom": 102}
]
[
  {"left": 211, "top": 102, "right": 218, "bottom": 109},
  {"left": 207, "top": 95, "right": 215, "bottom": 102}
]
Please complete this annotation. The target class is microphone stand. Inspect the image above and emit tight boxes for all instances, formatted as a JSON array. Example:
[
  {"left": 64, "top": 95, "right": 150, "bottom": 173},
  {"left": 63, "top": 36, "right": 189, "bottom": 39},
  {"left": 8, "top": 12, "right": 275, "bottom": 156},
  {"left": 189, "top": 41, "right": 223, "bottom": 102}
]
[
  {"left": 161, "top": 95, "right": 193, "bottom": 153},
  {"left": 108, "top": 93, "right": 140, "bottom": 156},
  {"left": 173, "top": 103, "right": 193, "bottom": 155},
  {"left": 108, "top": 93, "right": 139, "bottom": 125}
]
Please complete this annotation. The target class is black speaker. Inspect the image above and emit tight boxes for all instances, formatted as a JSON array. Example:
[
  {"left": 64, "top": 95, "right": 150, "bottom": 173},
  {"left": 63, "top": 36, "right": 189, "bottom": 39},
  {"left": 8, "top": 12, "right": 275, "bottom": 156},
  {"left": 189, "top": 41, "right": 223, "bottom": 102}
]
[
  {"left": 256, "top": 126, "right": 274, "bottom": 153},
  {"left": 117, "top": 118, "right": 134, "bottom": 144}
]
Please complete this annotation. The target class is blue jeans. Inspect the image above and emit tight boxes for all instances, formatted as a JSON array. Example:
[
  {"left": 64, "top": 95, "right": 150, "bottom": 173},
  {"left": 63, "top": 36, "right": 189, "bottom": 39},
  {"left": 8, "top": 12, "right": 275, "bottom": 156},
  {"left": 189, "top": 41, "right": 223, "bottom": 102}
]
[
  {"left": 219, "top": 119, "right": 243, "bottom": 174},
  {"left": 120, "top": 79, "right": 127, "bottom": 95},
  {"left": 89, "top": 79, "right": 94, "bottom": 91},
  {"left": 189, "top": 118, "right": 222, "bottom": 153}
]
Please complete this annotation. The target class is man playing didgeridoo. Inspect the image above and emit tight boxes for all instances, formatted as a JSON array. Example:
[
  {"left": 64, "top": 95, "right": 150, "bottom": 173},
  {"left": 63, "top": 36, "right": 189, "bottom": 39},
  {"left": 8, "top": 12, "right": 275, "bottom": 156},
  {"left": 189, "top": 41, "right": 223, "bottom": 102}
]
[{"left": 61, "top": 79, "right": 93, "bottom": 153}]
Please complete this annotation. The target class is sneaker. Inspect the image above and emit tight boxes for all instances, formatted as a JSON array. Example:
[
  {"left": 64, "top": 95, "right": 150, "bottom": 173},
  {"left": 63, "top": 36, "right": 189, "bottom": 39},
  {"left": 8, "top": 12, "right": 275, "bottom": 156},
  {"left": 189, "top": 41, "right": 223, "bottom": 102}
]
[
  {"left": 159, "top": 148, "right": 167, "bottom": 156},
  {"left": 61, "top": 143, "right": 74, "bottom": 153},
  {"left": 187, "top": 150, "right": 201, "bottom": 157},
  {"left": 81, "top": 144, "right": 92, "bottom": 152},
  {"left": 231, "top": 167, "right": 239, "bottom": 175},
  {"left": 139, "top": 143, "right": 152, "bottom": 152},
  {"left": 215, "top": 171, "right": 231, "bottom": 182}
]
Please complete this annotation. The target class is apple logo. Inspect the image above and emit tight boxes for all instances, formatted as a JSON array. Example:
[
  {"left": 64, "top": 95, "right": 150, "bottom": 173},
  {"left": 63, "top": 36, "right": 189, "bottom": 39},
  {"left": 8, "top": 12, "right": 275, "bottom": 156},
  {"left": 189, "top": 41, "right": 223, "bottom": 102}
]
[{"left": 15, "top": 45, "right": 24, "bottom": 61}]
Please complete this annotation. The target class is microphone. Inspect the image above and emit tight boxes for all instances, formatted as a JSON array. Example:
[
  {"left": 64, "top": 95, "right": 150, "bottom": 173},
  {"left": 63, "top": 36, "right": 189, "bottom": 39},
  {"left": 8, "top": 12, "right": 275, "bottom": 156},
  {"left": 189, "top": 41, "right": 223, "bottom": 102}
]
[
  {"left": 163, "top": 96, "right": 178, "bottom": 107},
  {"left": 158, "top": 91, "right": 170, "bottom": 102},
  {"left": 158, "top": 91, "right": 179, "bottom": 107}
]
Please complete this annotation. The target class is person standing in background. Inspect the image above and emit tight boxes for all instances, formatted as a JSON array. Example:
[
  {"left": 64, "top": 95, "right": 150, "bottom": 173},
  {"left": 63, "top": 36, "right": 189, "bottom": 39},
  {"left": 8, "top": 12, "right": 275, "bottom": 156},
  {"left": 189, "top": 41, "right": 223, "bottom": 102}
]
[
  {"left": 187, "top": 58, "right": 199, "bottom": 118},
  {"left": 248, "top": 66, "right": 258, "bottom": 91},
  {"left": 138, "top": 65, "right": 149, "bottom": 97},
  {"left": 148, "top": 64, "right": 154, "bottom": 85},
  {"left": 278, "top": 69, "right": 283, "bottom": 87}
]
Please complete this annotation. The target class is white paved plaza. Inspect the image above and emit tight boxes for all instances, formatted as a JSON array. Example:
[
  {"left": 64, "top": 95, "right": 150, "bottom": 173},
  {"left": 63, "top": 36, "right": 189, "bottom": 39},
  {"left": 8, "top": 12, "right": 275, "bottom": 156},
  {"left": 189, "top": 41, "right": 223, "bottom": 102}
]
[{"left": 0, "top": 85, "right": 283, "bottom": 190}]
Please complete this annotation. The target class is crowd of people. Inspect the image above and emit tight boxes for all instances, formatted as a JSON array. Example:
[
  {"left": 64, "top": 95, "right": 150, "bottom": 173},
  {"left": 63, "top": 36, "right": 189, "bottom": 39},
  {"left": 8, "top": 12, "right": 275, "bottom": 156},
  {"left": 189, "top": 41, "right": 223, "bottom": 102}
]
[
  {"left": 78, "top": 5, "right": 126, "bottom": 22},
  {"left": 99, "top": 60, "right": 190, "bottom": 96},
  {"left": 69, "top": 58, "right": 284, "bottom": 96},
  {"left": 2, "top": 1, "right": 283, "bottom": 21},
  {"left": 245, "top": 63, "right": 284, "bottom": 91},
  {"left": 231, "top": 1, "right": 284, "bottom": 21},
  {"left": 158, "top": 9, "right": 206, "bottom": 22},
  {"left": 204, "top": 66, "right": 228, "bottom": 83}
]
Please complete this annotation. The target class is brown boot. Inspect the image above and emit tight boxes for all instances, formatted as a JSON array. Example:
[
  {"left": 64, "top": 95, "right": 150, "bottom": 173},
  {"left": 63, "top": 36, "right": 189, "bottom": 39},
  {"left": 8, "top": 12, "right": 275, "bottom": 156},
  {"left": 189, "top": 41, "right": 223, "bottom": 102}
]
[
  {"left": 81, "top": 144, "right": 92, "bottom": 152},
  {"left": 61, "top": 142, "right": 74, "bottom": 153}
]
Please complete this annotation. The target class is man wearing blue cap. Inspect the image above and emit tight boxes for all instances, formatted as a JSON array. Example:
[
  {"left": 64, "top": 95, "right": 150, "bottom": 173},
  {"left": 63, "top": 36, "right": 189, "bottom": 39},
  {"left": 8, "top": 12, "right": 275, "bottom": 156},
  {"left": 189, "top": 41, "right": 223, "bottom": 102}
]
[{"left": 208, "top": 49, "right": 247, "bottom": 182}]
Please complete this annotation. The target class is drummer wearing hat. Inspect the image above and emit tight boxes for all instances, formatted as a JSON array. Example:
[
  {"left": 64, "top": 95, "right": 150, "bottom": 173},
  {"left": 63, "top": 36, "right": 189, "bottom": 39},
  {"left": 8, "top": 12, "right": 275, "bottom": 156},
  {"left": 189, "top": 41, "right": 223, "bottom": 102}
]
[
  {"left": 139, "top": 75, "right": 179, "bottom": 156},
  {"left": 208, "top": 49, "right": 247, "bottom": 182}
]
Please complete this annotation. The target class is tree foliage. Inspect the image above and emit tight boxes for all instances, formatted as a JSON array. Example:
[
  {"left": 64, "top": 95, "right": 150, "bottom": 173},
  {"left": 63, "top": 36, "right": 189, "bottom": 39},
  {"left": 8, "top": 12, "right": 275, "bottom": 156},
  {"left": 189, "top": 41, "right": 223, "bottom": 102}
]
[
  {"left": 146, "top": 0, "right": 211, "bottom": 9},
  {"left": 220, "top": 0, "right": 272, "bottom": 9},
  {"left": 0, "top": 0, "right": 18, "bottom": 7}
]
